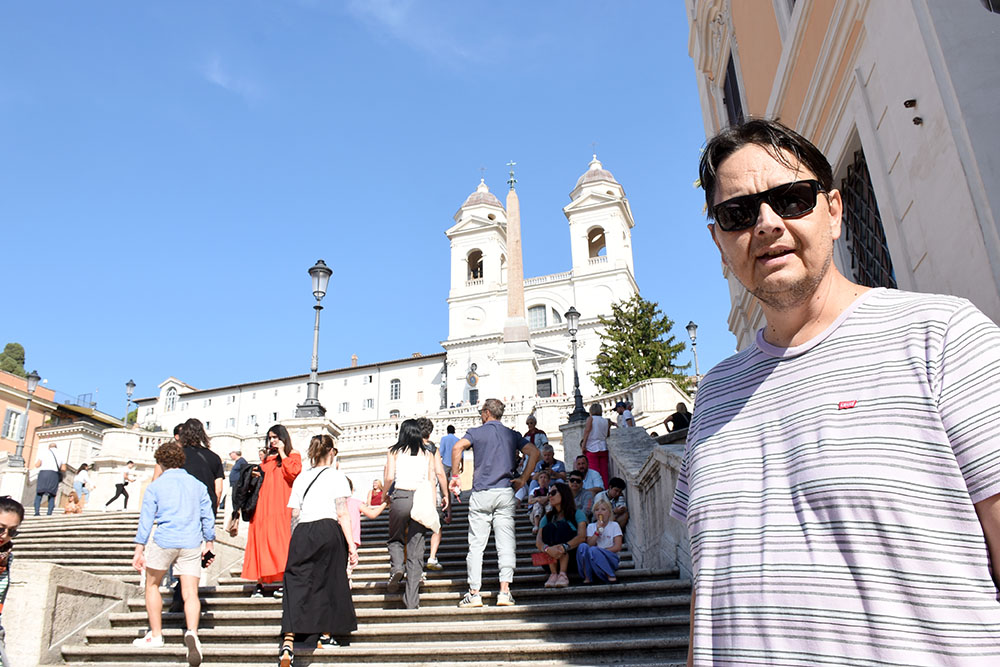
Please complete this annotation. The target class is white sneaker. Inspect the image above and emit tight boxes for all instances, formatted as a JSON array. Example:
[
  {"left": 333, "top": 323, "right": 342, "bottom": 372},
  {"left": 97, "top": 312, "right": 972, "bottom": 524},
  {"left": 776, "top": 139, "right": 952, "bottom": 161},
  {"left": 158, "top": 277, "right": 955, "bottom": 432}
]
[
  {"left": 496, "top": 591, "right": 515, "bottom": 606},
  {"left": 132, "top": 631, "right": 165, "bottom": 648},
  {"left": 426, "top": 557, "right": 443, "bottom": 571},
  {"left": 184, "top": 630, "right": 203, "bottom": 666}
]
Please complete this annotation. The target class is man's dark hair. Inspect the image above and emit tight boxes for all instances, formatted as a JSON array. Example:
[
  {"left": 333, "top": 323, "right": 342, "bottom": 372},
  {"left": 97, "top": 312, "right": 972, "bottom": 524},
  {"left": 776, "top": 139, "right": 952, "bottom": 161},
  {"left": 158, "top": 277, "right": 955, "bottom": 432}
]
[
  {"left": 155, "top": 442, "right": 186, "bottom": 470},
  {"left": 576, "top": 455, "right": 588, "bottom": 462},
  {"left": 0, "top": 495, "right": 25, "bottom": 522},
  {"left": 609, "top": 477, "right": 626, "bottom": 490},
  {"left": 446, "top": 424, "right": 455, "bottom": 434},
  {"left": 416, "top": 417, "right": 434, "bottom": 439},
  {"left": 568, "top": 471, "right": 584, "bottom": 482},
  {"left": 127, "top": 460, "right": 134, "bottom": 465},
  {"left": 173, "top": 424, "right": 183, "bottom": 436},
  {"left": 699, "top": 118, "right": 834, "bottom": 216}
]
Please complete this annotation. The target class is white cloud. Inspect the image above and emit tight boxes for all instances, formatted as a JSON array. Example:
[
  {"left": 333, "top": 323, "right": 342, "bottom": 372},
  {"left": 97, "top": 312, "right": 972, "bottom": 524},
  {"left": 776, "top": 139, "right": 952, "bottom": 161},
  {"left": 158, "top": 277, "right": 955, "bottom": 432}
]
[
  {"left": 201, "top": 54, "right": 263, "bottom": 102},
  {"left": 343, "top": 0, "right": 478, "bottom": 65}
]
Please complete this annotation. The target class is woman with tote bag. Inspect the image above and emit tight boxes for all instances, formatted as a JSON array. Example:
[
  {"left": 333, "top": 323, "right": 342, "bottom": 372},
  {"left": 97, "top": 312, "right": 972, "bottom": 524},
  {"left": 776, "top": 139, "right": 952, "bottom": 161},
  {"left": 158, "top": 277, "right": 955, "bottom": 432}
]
[{"left": 382, "top": 419, "right": 449, "bottom": 609}]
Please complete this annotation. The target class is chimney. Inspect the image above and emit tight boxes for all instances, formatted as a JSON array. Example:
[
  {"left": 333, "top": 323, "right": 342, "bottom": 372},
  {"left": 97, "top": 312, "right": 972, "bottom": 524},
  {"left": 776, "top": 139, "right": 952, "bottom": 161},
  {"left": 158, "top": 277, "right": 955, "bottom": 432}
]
[{"left": 350, "top": 354, "right": 358, "bottom": 367}]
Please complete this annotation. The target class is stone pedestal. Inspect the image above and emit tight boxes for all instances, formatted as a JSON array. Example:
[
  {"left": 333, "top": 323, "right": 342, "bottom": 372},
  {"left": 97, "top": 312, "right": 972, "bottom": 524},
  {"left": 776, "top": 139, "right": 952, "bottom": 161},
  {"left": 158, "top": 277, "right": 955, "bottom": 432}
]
[
  {"left": 559, "top": 420, "right": 586, "bottom": 466},
  {"left": 0, "top": 466, "right": 28, "bottom": 505},
  {"left": 281, "top": 417, "right": 343, "bottom": 463}
]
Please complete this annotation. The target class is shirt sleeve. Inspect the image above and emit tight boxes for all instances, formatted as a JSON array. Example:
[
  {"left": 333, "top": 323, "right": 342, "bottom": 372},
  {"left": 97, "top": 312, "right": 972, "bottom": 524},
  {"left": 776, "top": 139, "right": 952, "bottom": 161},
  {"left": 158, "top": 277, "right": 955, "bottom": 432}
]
[
  {"left": 281, "top": 452, "right": 302, "bottom": 483},
  {"left": 287, "top": 473, "right": 306, "bottom": 510},
  {"left": 199, "top": 486, "right": 216, "bottom": 542},
  {"left": 935, "top": 300, "right": 1000, "bottom": 503},
  {"left": 134, "top": 485, "right": 157, "bottom": 545},
  {"left": 213, "top": 454, "right": 224, "bottom": 480}
]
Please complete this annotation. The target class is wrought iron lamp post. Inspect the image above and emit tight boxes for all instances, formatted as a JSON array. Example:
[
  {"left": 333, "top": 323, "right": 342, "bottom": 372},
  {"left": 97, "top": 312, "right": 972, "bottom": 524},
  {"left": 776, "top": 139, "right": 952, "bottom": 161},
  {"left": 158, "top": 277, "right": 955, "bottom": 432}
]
[
  {"left": 11, "top": 369, "right": 41, "bottom": 467},
  {"left": 295, "top": 260, "right": 333, "bottom": 418},
  {"left": 565, "top": 307, "right": 589, "bottom": 423},
  {"left": 124, "top": 378, "right": 136, "bottom": 428},
  {"left": 686, "top": 320, "right": 700, "bottom": 382}
]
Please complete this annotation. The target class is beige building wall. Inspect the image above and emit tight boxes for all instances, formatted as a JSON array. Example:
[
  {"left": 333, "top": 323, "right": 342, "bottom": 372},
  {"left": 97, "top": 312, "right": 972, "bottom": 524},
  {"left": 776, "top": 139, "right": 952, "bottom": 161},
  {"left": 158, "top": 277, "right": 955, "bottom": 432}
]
[{"left": 686, "top": 0, "right": 1000, "bottom": 350}]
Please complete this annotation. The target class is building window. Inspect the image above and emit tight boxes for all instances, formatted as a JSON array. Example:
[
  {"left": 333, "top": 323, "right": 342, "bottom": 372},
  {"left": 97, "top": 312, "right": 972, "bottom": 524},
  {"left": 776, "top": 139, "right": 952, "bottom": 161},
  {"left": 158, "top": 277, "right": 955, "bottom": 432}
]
[
  {"left": 205, "top": 421, "right": 212, "bottom": 431},
  {"left": 247, "top": 414, "right": 256, "bottom": 425},
  {"left": 339, "top": 402, "right": 349, "bottom": 413},
  {"left": 417, "top": 391, "right": 424, "bottom": 403},
  {"left": 270, "top": 412, "right": 278, "bottom": 422},
  {"left": 722, "top": 53, "right": 744, "bottom": 127},
  {"left": 389, "top": 409, "right": 400, "bottom": 418},
  {"left": 252, "top": 392, "right": 256, "bottom": 399},
  {"left": 181, "top": 403, "right": 187, "bottom": 411},
  {"left": 226, "top": 395, "right": 236, "bottom": 404},
  {"left": 363, "top": 375, "right": 372, "bottom": 384},
  {"left": 227, "top": 417, "right": 236, "bottom": 428},
  {"left": 1, "top": 409, "right": 22, "bottom": 440},
  {"left": 203, "top": 398, "right": 211, "bottom": 408},
  {"left": 587, "top": 227, "right": 607, "bottom": 258},
  {"left": 165, "top": 388, "right": 177, "bottom": 412},
  {"left": 389, "top": 379, "right": 401, "bottom": 401},
  {"left": 528, "top": 305, "right": 547, "bottom": 330},
  {"left": 841, "top": 149, "right": 897, "bottom": 288},
  {"left": 469, "top": 389, "right": 479, "bottom": 405},
  {"left": 364, "top": 398, "right": 374, "bottom": 409},
  {"left": 537, "top": 379, "right": 552, "bottom": 398}
]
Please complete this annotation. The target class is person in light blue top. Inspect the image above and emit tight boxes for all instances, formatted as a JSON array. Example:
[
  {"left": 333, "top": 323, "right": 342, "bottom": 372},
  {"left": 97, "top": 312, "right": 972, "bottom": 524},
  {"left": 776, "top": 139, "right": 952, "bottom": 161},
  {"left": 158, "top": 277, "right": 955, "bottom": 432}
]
[
  {"left": 438, "top": 425, "right": 460, "bottom": 477},
  {"left": 131, "top": 442, "right": 215, "bottom": 666}
]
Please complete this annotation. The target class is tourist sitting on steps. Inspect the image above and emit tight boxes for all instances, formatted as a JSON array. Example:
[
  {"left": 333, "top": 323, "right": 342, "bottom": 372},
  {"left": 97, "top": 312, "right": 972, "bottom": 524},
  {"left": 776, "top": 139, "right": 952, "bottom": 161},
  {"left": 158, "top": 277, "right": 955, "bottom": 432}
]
[
  {"left": 536, "top": 481, "right": 587, "bottom": 589},
  {"left": 577, "top": 498, "right": 623, "bottom": 583},
  {"left": 527, "top": 469, "right": 552, "bottom": 534},
  {"left": 568, "top": 471, "right": 595, "bottom": 522},
  {"left": 131, "top": 441, "right": 215, "bottom": 667},
  {"left": 64, "top": 491, "right": 83, "bottom": 515},
  {"left": 594, "top": 477, "right": 630, "bottom": 533}
]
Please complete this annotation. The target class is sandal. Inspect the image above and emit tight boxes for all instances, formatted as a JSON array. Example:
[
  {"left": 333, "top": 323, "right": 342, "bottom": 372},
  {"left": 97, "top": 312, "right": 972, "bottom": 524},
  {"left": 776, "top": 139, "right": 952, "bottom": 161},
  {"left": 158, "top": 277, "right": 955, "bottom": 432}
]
[{"left": 279, "top": 645, "right": 294, "bottom": 667}]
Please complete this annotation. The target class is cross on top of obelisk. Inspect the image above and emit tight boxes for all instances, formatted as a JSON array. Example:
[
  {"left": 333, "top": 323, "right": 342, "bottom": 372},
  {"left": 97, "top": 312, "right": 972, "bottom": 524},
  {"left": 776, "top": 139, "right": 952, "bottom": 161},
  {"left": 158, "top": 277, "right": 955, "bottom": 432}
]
[{"left": 506, "top": 160, "right": 517, "bottom": 190}]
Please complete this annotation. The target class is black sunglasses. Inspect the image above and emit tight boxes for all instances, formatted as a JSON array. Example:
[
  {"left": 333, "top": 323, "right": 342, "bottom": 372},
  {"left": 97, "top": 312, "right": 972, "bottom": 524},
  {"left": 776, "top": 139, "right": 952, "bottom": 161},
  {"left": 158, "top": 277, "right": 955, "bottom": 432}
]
[
  {"left": 547, "top": 489, "right": 559, "bottom": 496},
  {"left": 712, "top": 179, "right": 827, "bottom": 232}
]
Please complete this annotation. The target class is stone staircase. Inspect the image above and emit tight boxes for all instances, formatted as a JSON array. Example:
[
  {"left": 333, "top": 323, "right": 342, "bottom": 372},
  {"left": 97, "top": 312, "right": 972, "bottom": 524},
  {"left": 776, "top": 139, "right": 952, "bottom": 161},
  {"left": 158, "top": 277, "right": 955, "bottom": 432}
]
[{"left": 17, "top": 503, "right": 690, "bottom": 665}]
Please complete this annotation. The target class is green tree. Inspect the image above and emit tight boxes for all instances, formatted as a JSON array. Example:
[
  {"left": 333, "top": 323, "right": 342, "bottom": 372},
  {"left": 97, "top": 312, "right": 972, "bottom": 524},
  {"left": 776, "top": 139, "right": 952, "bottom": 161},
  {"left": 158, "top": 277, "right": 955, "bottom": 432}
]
[
  {"left": 126, "top": 408, "right": 137, "bottom": 426},
  {"left": 590, "top": 295, "right": 689, "bottom": 393},
  {"left": 0, "top": 343, "right": 26, "bottom": 377}
]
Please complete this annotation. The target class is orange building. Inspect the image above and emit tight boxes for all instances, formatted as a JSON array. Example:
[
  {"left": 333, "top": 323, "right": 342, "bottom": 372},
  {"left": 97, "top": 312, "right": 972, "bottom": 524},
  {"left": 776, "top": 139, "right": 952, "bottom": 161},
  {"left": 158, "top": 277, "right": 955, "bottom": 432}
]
[
  {"left": 686, "top": 0, "right": 1000, "bottom": 349},
  {"left": 0, "top": 370, "right": 57, "bottom": 467}
]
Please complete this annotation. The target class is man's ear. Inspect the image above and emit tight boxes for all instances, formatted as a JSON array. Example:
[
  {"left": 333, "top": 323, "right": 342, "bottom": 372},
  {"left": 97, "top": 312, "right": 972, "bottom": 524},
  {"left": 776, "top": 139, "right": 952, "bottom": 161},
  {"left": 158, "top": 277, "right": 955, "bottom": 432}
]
[
  {"left": 826, "top": 189, "right": 843, "bottom": 241},
  {"left": 708, "top": 223, "right": 730, "bottom": 268}
]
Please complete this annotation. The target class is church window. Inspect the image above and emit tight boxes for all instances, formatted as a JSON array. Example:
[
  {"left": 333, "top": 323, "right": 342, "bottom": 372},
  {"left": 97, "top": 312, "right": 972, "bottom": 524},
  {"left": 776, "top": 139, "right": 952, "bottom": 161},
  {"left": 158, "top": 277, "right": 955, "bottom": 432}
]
[
  {"left": 588, "top": 227, "right": 607, "bottom": 258},
  {"left": 467, "top": 250, "right": 484, "bottom": 280},
  {"left": 389, "top": 379, "right": 401, "bottom": 401},
  {"left": 165, "top": 388, "right": 177, "bottom": 412},
  {"left": 528, "top": 305, "right": 548, "bottom": 330},
  {"left": 339, "top": 402, "right": 349, "bottom": 413},
  {"left": 551, "top": 309, "right": 562, "bottom": 324}
]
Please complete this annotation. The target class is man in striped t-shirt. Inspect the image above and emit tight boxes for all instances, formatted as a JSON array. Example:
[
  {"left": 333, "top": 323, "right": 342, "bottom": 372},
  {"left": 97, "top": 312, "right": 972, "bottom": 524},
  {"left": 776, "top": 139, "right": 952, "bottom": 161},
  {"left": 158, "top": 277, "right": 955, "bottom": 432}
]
[{"left": 672, "top": 118, "right": 1000, "bottom": 666}]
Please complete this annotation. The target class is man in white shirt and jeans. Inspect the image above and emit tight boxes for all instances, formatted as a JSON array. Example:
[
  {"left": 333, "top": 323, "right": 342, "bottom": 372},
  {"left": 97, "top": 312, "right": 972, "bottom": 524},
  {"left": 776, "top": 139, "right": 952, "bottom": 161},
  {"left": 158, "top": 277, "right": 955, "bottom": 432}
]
[{"left": 33, "top": 443, "right": 66, "bottom": 516}]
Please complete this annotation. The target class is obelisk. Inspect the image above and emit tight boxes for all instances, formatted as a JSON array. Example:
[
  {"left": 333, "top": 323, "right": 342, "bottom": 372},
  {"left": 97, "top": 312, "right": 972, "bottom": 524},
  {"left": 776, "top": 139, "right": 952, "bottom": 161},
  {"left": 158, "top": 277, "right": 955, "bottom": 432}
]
[{"left": 499, "top": 161, "right": 538, "bottom": 399}]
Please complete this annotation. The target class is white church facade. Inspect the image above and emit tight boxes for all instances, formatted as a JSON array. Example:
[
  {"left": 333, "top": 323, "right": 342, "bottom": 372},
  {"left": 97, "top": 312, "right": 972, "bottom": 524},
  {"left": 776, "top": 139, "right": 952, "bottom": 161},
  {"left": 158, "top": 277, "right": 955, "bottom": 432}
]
[{"left": 134, "top": 155, "right": 641, "bottom": 441}]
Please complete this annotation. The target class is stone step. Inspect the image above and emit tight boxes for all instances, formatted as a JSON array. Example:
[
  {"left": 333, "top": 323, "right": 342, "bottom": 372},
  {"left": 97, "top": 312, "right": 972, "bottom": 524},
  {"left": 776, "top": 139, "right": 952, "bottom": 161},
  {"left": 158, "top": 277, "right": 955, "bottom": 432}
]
[
  {"left": 87, "top": 612, "right": 688, "bottom": 645},
  {"left": 62, "top": 636, "right": 688, "bottom": 664},
  {"left": 129, "top": 577, "right": 689, "bottom": 611}
]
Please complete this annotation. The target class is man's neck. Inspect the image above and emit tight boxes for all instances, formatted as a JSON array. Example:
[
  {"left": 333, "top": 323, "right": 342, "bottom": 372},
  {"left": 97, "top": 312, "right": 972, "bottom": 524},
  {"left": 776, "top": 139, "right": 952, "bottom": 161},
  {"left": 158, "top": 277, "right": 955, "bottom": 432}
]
[{"left": 760, "top": 273, "right": 869, "bottom": 347}]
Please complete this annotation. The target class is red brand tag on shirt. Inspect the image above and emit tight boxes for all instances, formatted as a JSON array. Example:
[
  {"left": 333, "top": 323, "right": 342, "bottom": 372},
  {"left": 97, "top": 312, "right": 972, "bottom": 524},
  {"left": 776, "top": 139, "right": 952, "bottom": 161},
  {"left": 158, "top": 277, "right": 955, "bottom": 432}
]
[{"left": 838, "top": 400, "right": 858, "bottom": 410}]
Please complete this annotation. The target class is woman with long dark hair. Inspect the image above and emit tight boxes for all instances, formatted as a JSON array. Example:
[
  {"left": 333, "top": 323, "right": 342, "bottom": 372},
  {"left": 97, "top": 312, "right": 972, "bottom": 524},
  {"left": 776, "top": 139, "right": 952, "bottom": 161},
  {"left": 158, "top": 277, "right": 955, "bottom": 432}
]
[
  {"left": 382, "top": 419, "right": 449, "bottom": 609},
  {"left": 535, "top": 481, "right": 587, "bottom": 588},
  {"left": 279, "top": 434, "right": 357, "bottom": 666},
  {"left": 242, "top": 424, "right": 302, "bottom": 598}
]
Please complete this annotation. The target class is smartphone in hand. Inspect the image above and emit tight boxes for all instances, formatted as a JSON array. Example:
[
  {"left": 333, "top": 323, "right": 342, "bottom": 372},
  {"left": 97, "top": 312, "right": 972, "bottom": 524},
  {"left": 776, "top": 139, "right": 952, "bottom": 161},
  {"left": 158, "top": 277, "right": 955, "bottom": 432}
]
[{"left": 201, "top": 550, "right": 215, "bottom": 568}]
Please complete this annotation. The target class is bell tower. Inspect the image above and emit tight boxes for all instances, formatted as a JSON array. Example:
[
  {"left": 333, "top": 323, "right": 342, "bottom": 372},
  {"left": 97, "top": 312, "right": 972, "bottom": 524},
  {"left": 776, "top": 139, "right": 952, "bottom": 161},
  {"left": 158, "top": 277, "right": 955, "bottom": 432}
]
[{"left": 564, "top": 155, "right": 635, "bottom": 278}]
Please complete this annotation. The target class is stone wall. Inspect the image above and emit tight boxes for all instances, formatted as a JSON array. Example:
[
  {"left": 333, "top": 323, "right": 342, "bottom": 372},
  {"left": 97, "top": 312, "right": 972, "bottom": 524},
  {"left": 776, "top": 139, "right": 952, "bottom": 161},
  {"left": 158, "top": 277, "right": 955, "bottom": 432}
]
[{"left": 605, "top": 426, "right": 691, "bottom": 579}]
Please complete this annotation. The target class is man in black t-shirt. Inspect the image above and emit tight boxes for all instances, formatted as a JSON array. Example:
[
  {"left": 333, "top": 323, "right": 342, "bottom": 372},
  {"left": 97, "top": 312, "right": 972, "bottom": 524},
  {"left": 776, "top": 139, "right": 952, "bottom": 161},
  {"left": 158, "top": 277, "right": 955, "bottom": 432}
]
[{"left": 183, "top": 446, "right": 224, "bottom": 513}]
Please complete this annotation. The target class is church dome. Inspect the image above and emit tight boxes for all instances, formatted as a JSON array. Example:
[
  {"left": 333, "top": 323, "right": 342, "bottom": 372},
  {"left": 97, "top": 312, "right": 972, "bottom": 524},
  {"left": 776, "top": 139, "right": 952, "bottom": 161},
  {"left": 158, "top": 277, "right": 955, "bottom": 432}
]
[
  {"left": 575, "top": 155, "right": 619, "bottom": 188},
  {"left": 462, "top": 179, "right": 504, "bottom": 209}
]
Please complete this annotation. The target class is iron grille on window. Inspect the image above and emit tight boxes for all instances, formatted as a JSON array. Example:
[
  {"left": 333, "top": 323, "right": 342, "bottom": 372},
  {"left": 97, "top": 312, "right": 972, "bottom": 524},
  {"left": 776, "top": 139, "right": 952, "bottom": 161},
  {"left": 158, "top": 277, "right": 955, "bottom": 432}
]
[
  {"left": 722, "top": 54, "right": 744, "bottom": 128},
  {"left": 841, "top": 149, "right": 896, "bottom": 289}
]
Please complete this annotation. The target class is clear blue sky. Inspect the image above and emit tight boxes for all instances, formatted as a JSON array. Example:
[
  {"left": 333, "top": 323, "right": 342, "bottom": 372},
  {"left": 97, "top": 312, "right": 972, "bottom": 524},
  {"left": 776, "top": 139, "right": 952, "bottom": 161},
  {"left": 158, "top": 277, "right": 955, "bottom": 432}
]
[{"left": 1, "top": 1, "right": 736, "bottom": 415}]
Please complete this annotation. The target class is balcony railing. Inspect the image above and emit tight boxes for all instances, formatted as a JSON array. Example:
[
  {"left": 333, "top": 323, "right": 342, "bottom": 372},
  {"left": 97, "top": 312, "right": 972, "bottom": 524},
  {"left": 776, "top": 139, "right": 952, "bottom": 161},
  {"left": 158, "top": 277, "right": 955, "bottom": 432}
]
[
  {"left": 466, "top": 278, "right": 484, "bottom": 287},
  {"left": 588, "top": 255, "right": 608, "bottom": 265}
]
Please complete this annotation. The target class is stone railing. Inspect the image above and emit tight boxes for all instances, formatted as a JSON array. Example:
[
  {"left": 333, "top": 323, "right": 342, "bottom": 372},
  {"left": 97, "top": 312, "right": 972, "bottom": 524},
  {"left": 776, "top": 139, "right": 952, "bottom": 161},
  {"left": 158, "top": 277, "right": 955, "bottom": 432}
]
[
  {"left": 524, "top": 271, "right": 573, "bottom": 287},
  {"left": 588, "top": 255, "right": 608, "bottom": 265},
  {"left": 606, "top": 427, "right": 691, "bottom": 578},
  {"left": 465, "top": 278, "right": 484, "bottom": 287}
]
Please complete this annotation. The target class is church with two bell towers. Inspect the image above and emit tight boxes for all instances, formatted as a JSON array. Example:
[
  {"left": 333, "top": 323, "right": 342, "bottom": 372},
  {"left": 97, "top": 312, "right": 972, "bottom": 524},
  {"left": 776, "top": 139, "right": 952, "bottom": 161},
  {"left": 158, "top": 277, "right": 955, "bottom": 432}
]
[{"left": 442, "top": 155, "right": 640, "bottom": 407}]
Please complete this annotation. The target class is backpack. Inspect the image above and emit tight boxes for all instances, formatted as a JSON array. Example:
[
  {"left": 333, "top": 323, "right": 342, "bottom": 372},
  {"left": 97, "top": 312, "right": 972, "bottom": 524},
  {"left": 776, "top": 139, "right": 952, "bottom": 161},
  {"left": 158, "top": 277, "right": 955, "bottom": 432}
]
[{"left": 231, "top": 463, "right": 265, "bottom": 522}]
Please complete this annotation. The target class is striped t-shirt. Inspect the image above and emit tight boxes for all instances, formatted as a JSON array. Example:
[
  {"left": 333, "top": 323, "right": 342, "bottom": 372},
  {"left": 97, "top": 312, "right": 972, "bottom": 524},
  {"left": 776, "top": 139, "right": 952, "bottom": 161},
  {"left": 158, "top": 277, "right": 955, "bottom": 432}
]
[{"left": 670, "top": 288, "right": 1000, "bottom": 666}]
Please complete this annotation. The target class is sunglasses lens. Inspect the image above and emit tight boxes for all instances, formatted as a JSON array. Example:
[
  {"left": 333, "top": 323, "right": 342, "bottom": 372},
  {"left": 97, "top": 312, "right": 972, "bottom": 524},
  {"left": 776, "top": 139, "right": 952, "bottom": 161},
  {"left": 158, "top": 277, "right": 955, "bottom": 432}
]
[
  {"left": 715, "top": 203, "right": 753, "bottom": 231},
  {"left": 770, "top": 181, "right": 818, "bottom": 217}
]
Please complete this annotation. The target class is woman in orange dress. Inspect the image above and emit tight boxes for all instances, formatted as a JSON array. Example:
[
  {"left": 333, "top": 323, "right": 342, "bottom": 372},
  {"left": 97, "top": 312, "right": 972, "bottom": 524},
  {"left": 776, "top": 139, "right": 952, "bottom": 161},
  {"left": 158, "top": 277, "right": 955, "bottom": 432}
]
[{"left": 242, "top": 424, "right": 302, "bottom": 598}]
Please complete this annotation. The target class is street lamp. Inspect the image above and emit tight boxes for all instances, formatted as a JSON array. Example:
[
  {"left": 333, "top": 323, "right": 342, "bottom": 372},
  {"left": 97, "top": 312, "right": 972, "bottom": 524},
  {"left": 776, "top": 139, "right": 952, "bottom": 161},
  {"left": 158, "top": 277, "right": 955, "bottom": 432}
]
[
  {"left": 686, "top": 320, "right": 700, "bottom": 380},
  {"left": 124, "top": 379, "right": 136, "bottom": 428},
  {"left": 565, "top": 307, "right": 589, "bottom": 423},
  {"left": 296, "top": 259, "right": 333, "bottom": 418},
  {"left": 10, "top": 369, "right": 41, "bottom": 468}
]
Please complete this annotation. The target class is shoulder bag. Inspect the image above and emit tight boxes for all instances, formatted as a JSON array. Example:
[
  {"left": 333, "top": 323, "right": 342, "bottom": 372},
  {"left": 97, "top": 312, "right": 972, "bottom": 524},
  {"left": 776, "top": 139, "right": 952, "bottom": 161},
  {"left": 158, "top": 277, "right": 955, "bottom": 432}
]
[{"left": 410, "top": 452, "right": 440, "bottom": 533}]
